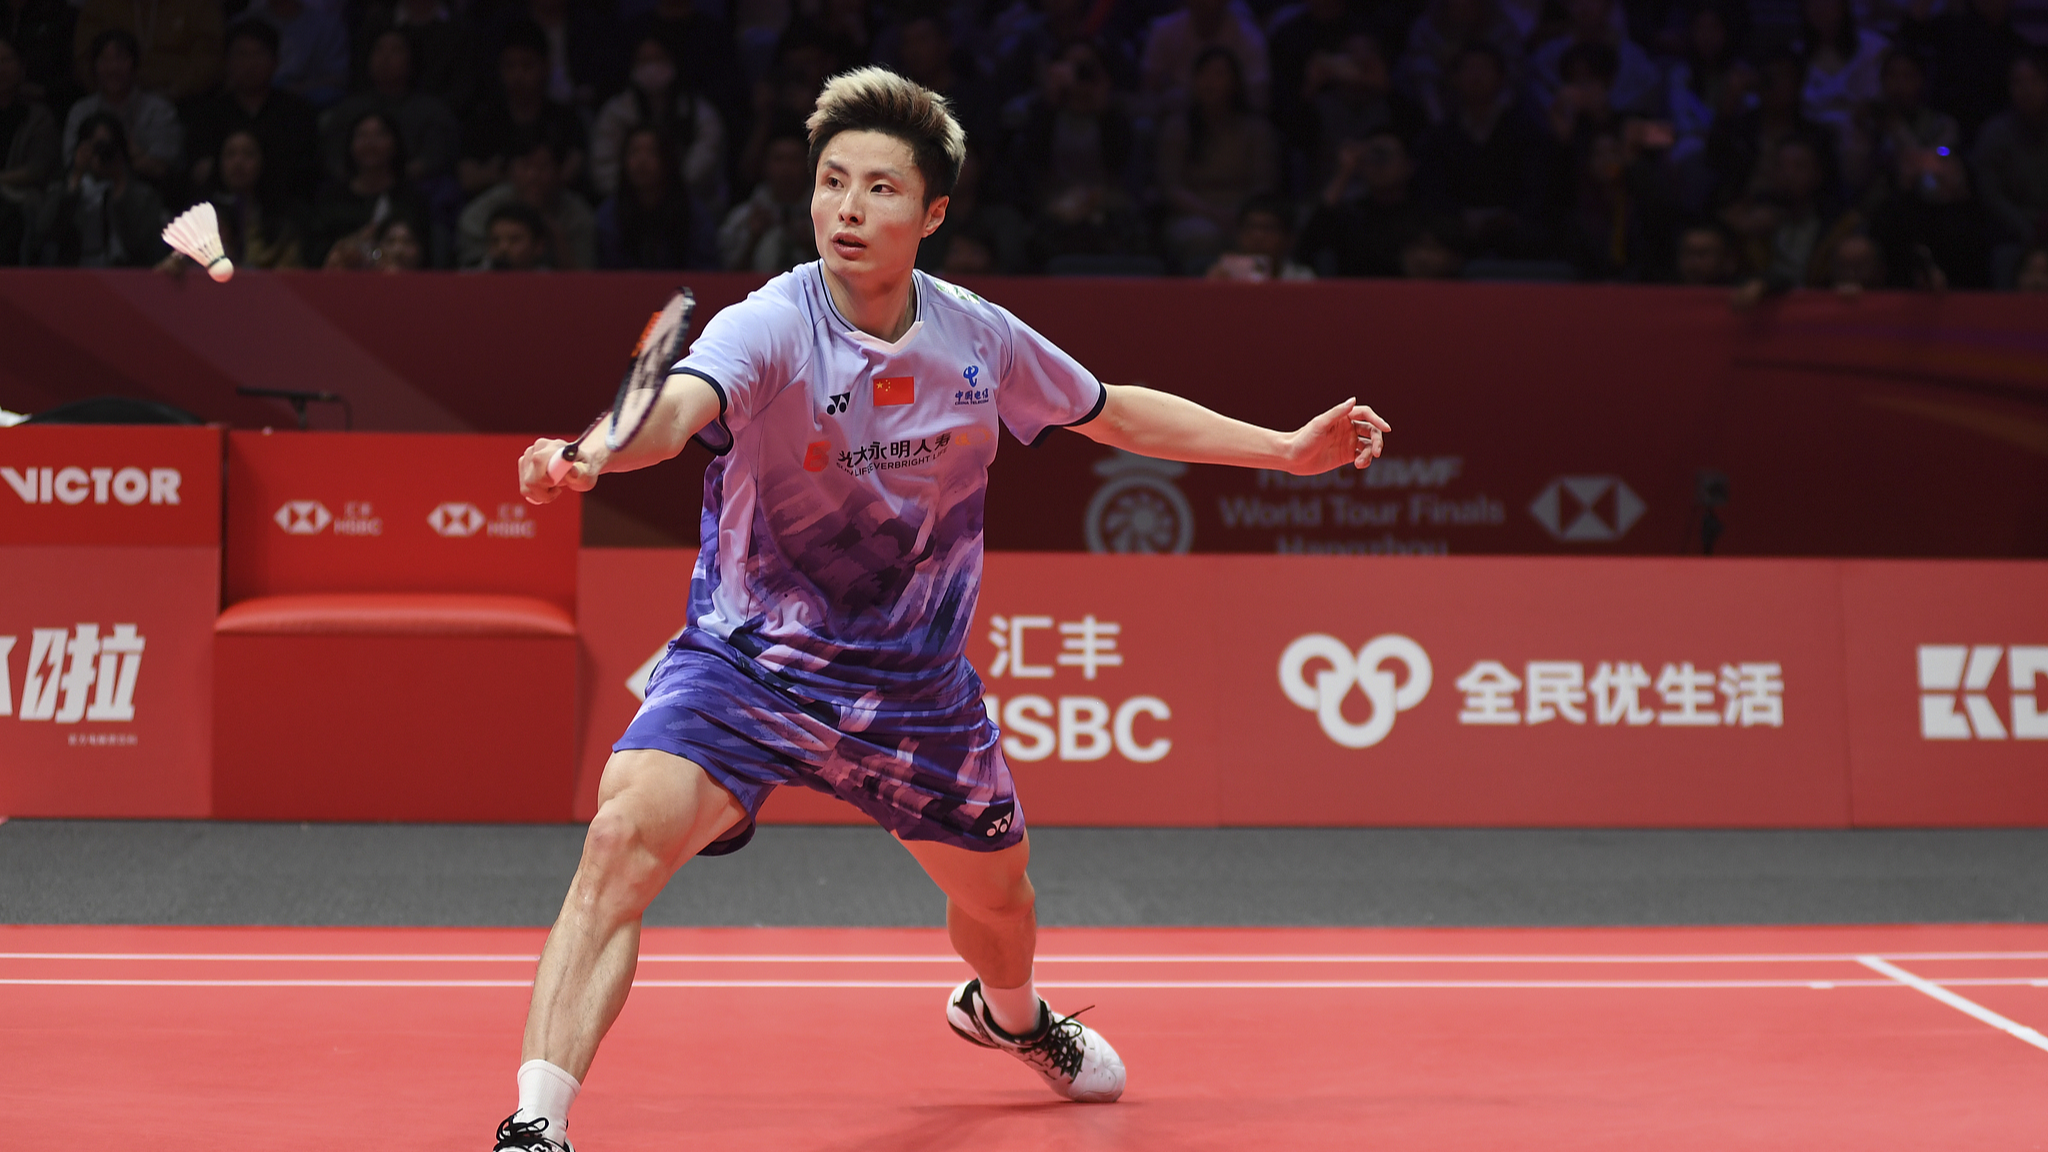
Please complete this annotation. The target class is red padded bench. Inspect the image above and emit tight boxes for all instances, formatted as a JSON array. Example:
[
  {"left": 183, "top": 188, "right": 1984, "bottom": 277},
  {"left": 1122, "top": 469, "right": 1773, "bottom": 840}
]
[{"left": 211, "top": 432, "right": 581, "bottom": 822}]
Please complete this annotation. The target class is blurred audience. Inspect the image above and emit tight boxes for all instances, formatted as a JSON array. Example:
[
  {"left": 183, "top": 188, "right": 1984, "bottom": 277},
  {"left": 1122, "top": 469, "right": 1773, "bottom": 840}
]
[
  {"left": 1142, "top": 0, "right": 1270, "bottom": 113},
  {"left": 313, "top": 108, "right": 428, "bottom": 264},
  {"left": 322, "top": 27, "right": 459, "bottom": 183},
  {"left": 63, "top": 30, "right": 180, "bottom": 186},
  {"left": 183, "top": 21, "right": 319, "bottom": 201},
  {"left": 0, "top": 30, "right": 59, "bottom": 261},
  {"left": 718, "top": 129, "right": 810, "bottom": 270},
  {"left": 1157, "top": 46, "right": 1277, "bottom": 271},
  {"left": 240, "top": 0, "right": 349, "bottom": 108},
  {"left": 459, "top": 22, "right": 584, "bottom": 197},
  {"left": 187, "top": 126, "right": 307, "bottom": 268},
  {"left": 28, "top": 109, "right": 167, "bottom": 264},
  {"left": 1972, "top": 50, "right": 2048, "bottom": 247},
  {"left": 72, "top": 0, "right": 220, "bottom": 100},
  {"left": 459, "top": 135, "right": 592, "bottom": 268},
  {"left": 597, "top": 122, "right": 692, "bottom": 267},
  {"left": 1206, "top": 192, "right": 1313, "bottom": 279}
]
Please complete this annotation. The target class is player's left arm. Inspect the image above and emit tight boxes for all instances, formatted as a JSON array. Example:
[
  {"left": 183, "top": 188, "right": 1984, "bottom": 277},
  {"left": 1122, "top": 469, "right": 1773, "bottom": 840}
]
[{"left": 1071, "top": 384, "right": 1389, "bottom": 475}]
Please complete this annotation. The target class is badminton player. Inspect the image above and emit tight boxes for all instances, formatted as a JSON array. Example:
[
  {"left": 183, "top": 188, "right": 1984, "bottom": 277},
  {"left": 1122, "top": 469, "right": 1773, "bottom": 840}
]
[{"left": 500, "top": 66, "right": 1390, "bottom": 1151}]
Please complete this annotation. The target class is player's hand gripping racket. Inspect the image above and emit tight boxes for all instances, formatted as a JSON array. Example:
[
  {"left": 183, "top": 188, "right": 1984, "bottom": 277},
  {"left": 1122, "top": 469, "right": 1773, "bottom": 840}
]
[{"left": 547, "top": 287, "right": 696, "bottom": 485}]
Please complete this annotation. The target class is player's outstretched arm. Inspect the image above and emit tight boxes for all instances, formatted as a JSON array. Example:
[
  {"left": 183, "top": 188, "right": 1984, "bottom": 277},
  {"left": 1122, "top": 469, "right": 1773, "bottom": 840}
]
[
  {"left": 1073, "top": 384, "right": 1389, "bottom": 475},
  {"left": 518, "top": 374, "right": 725, "bottom": 504}
]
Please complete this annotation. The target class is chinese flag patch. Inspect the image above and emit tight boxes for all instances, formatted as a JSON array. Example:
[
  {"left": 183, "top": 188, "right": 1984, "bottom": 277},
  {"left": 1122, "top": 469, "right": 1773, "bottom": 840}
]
[{"left": 873, "top": 376, "right": 915, "bottom": 407}]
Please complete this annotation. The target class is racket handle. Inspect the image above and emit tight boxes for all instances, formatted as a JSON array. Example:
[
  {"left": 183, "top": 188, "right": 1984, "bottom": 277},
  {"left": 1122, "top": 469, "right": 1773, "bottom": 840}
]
[{"left": 547, "top": 445, "right": 575, "bottom": 484}]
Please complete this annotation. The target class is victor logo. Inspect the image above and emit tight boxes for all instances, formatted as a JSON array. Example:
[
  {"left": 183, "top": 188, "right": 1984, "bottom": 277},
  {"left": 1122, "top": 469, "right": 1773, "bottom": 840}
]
[
  {"left": 1279, "top": 633, "right": 1433, "bottom": 748},
  {"left": 5, "top": 466, "right": 182, "bottom": 505}
]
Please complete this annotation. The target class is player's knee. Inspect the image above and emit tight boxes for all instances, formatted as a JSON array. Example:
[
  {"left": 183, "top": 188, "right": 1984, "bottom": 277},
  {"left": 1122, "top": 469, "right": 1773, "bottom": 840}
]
[
  {"left": 959, "top": 870, "right": 1035, "bottom": 926},
  {"left": 580, "top": 805, "right": 668, "bottom": 903}
]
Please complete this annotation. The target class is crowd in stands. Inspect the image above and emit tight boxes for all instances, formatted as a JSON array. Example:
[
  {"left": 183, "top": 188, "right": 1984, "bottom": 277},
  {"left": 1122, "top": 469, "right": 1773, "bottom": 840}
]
[{"left": 2, "top": 0, "right": 2046, "bottom": 286}]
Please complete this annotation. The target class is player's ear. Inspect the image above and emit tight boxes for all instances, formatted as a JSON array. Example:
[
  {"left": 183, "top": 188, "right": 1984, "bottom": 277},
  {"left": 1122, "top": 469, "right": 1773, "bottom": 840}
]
[{"left": 921, "top": 195, "right": 949, "bottom": 237}]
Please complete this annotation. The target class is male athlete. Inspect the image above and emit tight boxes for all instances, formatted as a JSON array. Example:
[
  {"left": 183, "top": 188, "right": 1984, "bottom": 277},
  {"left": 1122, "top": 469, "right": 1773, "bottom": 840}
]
[{"left": 500, "top": 66, "right": 1389, "bottom": 1150}]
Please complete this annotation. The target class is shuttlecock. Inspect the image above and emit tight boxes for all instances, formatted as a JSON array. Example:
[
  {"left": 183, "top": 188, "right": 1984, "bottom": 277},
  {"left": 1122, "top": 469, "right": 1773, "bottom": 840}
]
[{"left": 162, "top": 202, "right": 234, "bottom": 282}]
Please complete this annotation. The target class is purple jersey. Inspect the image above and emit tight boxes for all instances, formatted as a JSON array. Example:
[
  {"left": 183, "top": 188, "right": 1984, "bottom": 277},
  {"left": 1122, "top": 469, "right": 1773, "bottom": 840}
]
[{"left": 673, "top": 262, "right": 1105, "bottom": 712}]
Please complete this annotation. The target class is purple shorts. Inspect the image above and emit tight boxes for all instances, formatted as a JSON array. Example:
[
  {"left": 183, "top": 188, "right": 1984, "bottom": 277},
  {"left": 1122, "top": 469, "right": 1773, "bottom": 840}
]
[{"left": 614, "top": 629, "right": 1024, "bottom": 856}]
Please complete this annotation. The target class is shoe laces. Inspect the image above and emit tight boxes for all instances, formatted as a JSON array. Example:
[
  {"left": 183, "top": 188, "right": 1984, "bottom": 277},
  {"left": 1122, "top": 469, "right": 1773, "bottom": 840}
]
[
  {"left": 1015, "top": 1005, "right": 1095, "bottom": 1080},
  {"left": 494, "top": 1114, "right": 570, "bottom": 1152}
]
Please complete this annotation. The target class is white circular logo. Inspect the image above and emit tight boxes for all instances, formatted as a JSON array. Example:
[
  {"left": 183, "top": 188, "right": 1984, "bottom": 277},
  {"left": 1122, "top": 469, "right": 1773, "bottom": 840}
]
[{"left": 1278, "top": 633, "right": 1432, "bottom": 749}]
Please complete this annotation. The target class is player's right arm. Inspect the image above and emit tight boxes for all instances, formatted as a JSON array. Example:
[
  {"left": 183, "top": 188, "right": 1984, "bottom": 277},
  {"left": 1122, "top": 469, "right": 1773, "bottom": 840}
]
[{"left": 518, "top": 373, "right": 724, "bottom": 504}]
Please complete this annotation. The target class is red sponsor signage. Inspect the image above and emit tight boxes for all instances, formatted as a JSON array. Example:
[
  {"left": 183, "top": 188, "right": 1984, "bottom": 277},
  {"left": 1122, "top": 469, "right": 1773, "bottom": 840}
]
[
  {"left": 224, "top": 431, "right": 579, "bottom": 611},
  {"left": 0, "top": 545, "right": 216, "bottom": 816},
  {"left": 872, "top": 376, "right": 915, "bottom": 407},
  {"left": 0, "top": 425, "right": 222, "bottom": 546},
  {"left": 1841, "top": 561, "right": 2048, "bottom": 826}
]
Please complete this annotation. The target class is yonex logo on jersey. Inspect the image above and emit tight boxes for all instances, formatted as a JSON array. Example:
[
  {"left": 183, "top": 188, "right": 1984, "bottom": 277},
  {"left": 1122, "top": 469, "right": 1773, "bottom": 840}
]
[
  {"left": 803, "top": 441, "right": 831, "bottom": 472},
  {"left": 874, "top": 376, "right": 915, "bottom": 407},
  {"left": 825, "top": 393, "right": 851, "bottom": 416},
  {"left": 955, "top": 366, "right": 991, "bottom": 405},
  {"left": 1279, "top": 633, "right": 1433, "bottom": 749}
]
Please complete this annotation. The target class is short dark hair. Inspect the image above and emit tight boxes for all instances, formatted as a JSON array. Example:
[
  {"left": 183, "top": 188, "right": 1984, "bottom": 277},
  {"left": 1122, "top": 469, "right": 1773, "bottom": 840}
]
[
  {"left": 342, "top": 110, "right": 410, "bottom": 178},
  {"left": 225, "top": 19, "right": 280, "bottom": 57},
  {"left": 88, "top": 28, "right": 141, "bottom": 69},
  {"left": 1237, "top": 193, "right": 1295, "bottom": 230},
  {"left": 805, "top": 65, "right": 966, "bottom": 204},
  {"left": 487, "top": 200, "right": 548, "bottom": 238},
  {"left": 500, "top": 20, "right": 549, "bottom": 60},
  {"left": 76, "top": 110, "right": 130, "bottom": 160}
]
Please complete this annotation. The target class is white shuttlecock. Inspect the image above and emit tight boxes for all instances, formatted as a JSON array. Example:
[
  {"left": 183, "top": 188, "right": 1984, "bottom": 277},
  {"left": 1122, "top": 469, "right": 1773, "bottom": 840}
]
[{"left": 162, "top": 202, "right": 235, "bottom": 282}]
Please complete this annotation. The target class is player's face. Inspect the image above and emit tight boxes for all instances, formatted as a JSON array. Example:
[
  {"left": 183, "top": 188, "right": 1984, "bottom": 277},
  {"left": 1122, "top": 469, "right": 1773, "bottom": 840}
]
[{"left": 812, "top": 130, "right": 947, "bottom": 283}]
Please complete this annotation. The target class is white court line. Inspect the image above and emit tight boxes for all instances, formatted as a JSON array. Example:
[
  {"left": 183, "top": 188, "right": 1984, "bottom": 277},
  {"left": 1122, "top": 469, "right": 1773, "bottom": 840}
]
[
  {"left": 14, "top": 976, "right": 2048, "bottom": 991},
  {"left": 9, "top": 950, "right": 2048, "bottom": 964},
  {"left": 1857, "top": 956, "right": 2048, "bottom": 1054}
]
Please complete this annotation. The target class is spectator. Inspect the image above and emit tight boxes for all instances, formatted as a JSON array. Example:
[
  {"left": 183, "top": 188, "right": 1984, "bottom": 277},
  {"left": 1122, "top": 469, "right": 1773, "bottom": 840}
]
[
  {"left": 1794, "top": 0, "right": 1887, "bottom": 179},
  {"left": 988, "top": 0, "right": 1136, "bottom": 115},
  {"left": 1157, "top": 46, "right": 1279, "bottom": 272},
  {"left": 892, "top": 11, "right": 997, "bottom": 149},
  {"left": 459, "top": 22, "right": 586, "bottom": 197},
  {"left": 1867, "top": 49, "right": 1957, "bottom": 190},
  {"left": 597, "top": 123, "right": 693, "bottom": 268},
  {"left": 1865, "top": 114, "right": 1988, "bottom": 286},
  {"left": 1009, "top": 40, "right": 1145, "bottom": 264},
  {"left": 1526, "top": 0, "right": 1662, "bottom": 117},
  {"left": 369, "top": 213, "right": 422, "bottom": 270},
  {"left": 1971, "top": 51, "right": 2048, "bottom": 246},
  {"left": 1564, "top": 123, "right": 1680, "bottom": 280},
  {"left": 1141, "top": 0, "right": 1270, "bottom": 113},
  {"left": 459, "top": 136, "right": 594, "bottom": 269},
  {"left": 1823, "top": 229, "right": 1885, "bottom": 290},
  {"left": 180, "top": 127, "right": 308, "bottom": 269},
  {"left": 1397, "top": 0, "right": 1525, "bottom": 124},
  {"left": 1412, "top": 41, "right": 1558, "bottom": 257},
  {"left": 736, "top": 27, "right": 844, "bottom": 190},
  {"left": 717, "top": 129, "right": 812, "bottom": 271},
  {"left": 1259, "top": 0, "right": 1362, "bottom": 156},
  {"left": 3, "top": 0, "right": 79, "bottom": 106},
  {"left": 483, "top": 0, "right": 619, "bottom": 114},
  {"left": 71, "top": 0, "right": 220, "bottom": 101},
  {"left": 1897, "top": 0, "right": 2026, "bottom": 141},
  {"left": 478, "top": 198, "right": 549, "bottom": 269},
  {"left": 62, "top": 30, "right": 179, "bottom": 186},
  {"left": 1723, "top": 134, "right": 1859, "bottom": 287},
  {"left": 27, "top": 110, "right": 167, "bottom": 264},
  {"left": 1399, "top": 214, "right": 1466, "bottom": 276},
  {"left": 1665, "top": 3, "right": 1751, "bottom": 208},
  {"left": 0, "top": 31, "right": 60, "bottom": 262},
  {"left": 1206, "top": 193, "right": 1313, "bottom": 279},
  {"left": 1298, "top": 130, "right": 1427, "bottom": 276},
  {"left": 1705, "top": 51, "right": 1836, "bottom": 206},
  {"left": 1300, "top": 32, "right": 1423, "bottom": 193},
  {"left": 352, "top": 0, "right": 477, "bottom": 109},
  {"left": 589, "top": 35, "right": 724, "bottom": 210},
  {"left": 240, "top": 0, "right": 351, "bottom": 108},
  {"left": 321, "top": 28, "right": 460, "bottom": 182},
  {"left": 312, "top": 108, "right": 430, "bottom": 265},
  {"left": 2015, "top": 242, "right": 2048, "bottom": 289},
  {"left": 620, "top": 0, "right": 743, "bottom": 137},
  {"left": 182, "top": 21, "right": 321, "bottom": 202},
  {"left": 1674, "top": 221, "right": 1738, "bottom": 283},
  {"left": 916, "top": 144, "right": 1028, "bottom": 274}
]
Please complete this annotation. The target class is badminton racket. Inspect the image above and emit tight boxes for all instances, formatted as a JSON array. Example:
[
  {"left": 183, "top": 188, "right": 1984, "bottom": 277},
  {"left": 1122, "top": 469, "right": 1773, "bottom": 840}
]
[{"left": 548, "top": 287, "right": 696, "bottom": 484}]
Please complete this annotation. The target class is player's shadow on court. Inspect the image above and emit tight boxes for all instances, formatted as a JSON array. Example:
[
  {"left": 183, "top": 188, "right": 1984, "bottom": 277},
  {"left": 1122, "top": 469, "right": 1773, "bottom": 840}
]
[{"left": 817, "top": 1098, "right": 1133, "bottom": 1152}]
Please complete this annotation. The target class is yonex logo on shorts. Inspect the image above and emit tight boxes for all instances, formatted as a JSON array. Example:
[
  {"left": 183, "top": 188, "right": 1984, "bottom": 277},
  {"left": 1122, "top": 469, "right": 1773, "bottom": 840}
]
[{"left": 1278, "top": 634, "right": 1433, "bottom": 749}]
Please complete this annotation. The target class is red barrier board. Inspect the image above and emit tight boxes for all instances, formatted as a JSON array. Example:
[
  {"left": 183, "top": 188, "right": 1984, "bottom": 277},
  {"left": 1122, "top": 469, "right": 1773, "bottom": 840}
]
[
  {"left": 224, "top": 431, "right": 579, "bottom": 611},
  {"left": 0, "top": 424, "right": 221, "bottom": 546},
  {"left": 0, "top": 545, "right": 216, "bottom": 816},
  {"left": 1842, "top": 561, "right": 2048, "bottom": 826}
]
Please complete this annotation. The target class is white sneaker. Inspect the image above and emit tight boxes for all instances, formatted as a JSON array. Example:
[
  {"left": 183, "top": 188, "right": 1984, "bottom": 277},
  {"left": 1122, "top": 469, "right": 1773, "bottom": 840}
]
[{"left": 945, "top": 978, "right": 1126, "bottom": 1102}]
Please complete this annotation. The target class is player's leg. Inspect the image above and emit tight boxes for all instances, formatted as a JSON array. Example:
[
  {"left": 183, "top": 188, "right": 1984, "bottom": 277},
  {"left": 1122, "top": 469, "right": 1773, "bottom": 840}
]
[
  {"left": 901, "top": 834, "right": 1125, "bottom": 1103},
  {"left": 499, "top": 748, "right": 747, "bottom": 1149}
]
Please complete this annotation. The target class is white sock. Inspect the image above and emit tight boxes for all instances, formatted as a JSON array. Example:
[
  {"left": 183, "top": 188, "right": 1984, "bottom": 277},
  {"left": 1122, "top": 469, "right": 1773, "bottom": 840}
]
[
  {"left": 981, "top": 973, "right": 1044, "bottom": 1038},
  {"left": 516, "top": 1058, "right": 581, "bottom": 1142}
]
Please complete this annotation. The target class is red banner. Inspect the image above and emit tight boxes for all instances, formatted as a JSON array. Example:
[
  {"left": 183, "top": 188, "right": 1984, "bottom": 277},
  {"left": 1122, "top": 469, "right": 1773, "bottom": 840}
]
[
  {"left": 0, "top": 424, "right": 221, "bottom": 546},
  {"left": 0, "top": 545, "right": 217, "bottom": 816},
  {"left": 224, "top": 431, "right": 579, "bottom": 611}
]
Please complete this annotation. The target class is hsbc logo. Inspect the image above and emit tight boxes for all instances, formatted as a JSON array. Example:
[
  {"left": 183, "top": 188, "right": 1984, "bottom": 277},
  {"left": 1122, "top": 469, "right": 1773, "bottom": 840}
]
[
  {"left": 1919, "top": 645, "right": 2048, "bottom": 740},
  {"left": 1530, "top": 476, "right": 1645, "bottom": 542},
  {"left": 1279, "top": 633, "right": 1433, "bottom": 748},
  {"left": 428, "top": 502, "right": 486, "bottom": 537},
  {"left": 274, "top": 500, "right": 332, "bottom": 534}
]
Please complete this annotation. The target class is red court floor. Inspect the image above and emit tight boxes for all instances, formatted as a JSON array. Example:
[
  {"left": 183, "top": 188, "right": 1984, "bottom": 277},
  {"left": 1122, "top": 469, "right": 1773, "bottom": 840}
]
[{"left": 6, "top": 923, "right": 2047, "bottom": 1150}]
